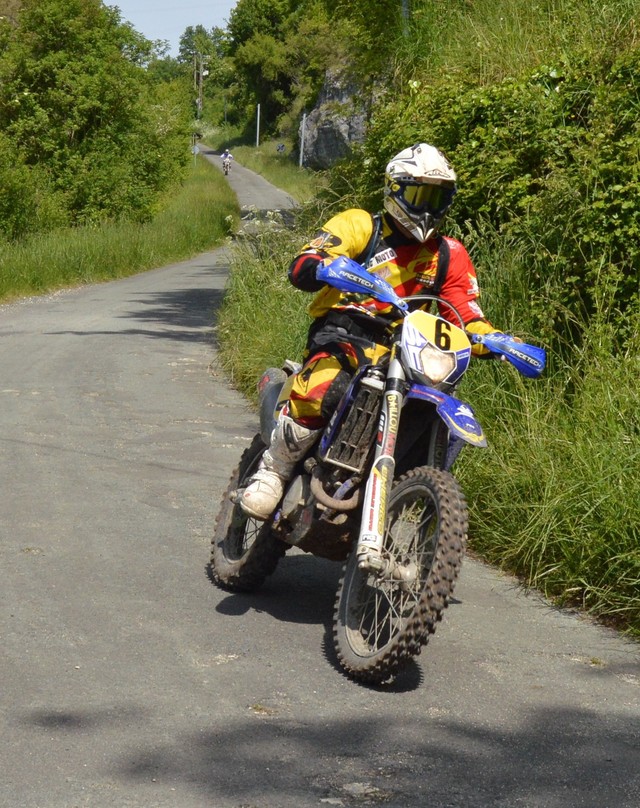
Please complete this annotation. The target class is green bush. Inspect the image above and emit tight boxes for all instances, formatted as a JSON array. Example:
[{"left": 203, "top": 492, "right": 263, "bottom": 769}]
[
  {"left": 332, "top": 46, "right": 640, "bottom": 352},
  {"left": 0, "top": 0, "right": 192, "bottom": 234},
  {"left": 0, "top": 133, "right": 38, "bottom": 240}
]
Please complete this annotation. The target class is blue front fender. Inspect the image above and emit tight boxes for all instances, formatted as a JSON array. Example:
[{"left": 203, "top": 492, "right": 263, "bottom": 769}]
[{"left": 406, "top": 384, "right": 487, "bottom": 448}]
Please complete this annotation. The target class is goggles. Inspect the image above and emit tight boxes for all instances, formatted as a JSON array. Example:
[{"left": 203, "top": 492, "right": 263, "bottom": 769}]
[{"left": 394, "top": 182, "right": 455, "bottom": 215}]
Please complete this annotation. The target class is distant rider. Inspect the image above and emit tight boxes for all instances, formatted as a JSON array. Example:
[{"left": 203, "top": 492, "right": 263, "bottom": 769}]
[
  {"left": 221, "top": 148, "right": 233, "bottom": 163},
  {"left": 240, "top": 142, "right": 505, "bottom": 521}
]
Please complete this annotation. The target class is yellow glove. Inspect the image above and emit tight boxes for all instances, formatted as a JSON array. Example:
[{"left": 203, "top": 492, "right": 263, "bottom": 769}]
[{"left": 465, "top": 320, "right": 501, "bottom": 357}]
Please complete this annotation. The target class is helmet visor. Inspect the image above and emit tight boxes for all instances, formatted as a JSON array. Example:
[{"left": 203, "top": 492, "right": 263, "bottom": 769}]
[{"left": 397, "top": 182, "right": 455, "bottom": 216}]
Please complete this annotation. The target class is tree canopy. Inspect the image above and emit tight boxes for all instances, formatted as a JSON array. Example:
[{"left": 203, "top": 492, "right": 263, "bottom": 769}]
[{"left": 0, "top": 0, "right": 190, "bottom": 239}]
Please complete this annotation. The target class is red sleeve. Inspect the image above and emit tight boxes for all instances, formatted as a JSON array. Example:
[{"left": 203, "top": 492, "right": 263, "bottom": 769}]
[{"left": 437, "top": 237, "right": 490, "bottom": 326}]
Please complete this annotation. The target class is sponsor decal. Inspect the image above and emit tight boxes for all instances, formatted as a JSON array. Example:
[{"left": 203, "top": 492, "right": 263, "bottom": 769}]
[
  {"left": 469, "top": 300, "right": 484, "bottom": 317},
  {"left": 416, "top": 271, "right": 436, "bottom": 286},
  {"left": 386, "top": 394, "right": 400, "bottom": 430},
  {"left": 377, "top": 465, "right": 389, "bottom": 535},
  {"left": 365, "top": 469, "right": 381, "bottom": 532},
  {"left": 360, "top": 533, "right": 379, "bottom": 547},
  {"left": 299, "top": 363, "right": 314, "bottom": 384},
  {"left": 410, "top": 249, "right": 438, "bottom": 285},
  {"left": 377, "top": 411, "right": 386, "bottom": 446},
  {"left": 455, "top": 404, "right": 474, "bottom": 418},
  {"left": 344, "top": 271, "right": 375, "bottom": 290},
  {"left": 383, "top": 431, "right": 397, "bottom": 455},
  {"left": 428, "top": 168, "right": 451, "bottom": 179},
  {"left": 309, "top": 231, "right": 342, "bottom": 250},
  {"left": 382, "top": 394, "right": 399, "bottom": 455},
  {"left": 367, "top": 248, "right": 397, "bottom": 269},
  {"left": 467, "top": 274, "right": 479, "bottom": 295},
  {"left": 507, "top": 347, "right": 543, "bottom": 367}
]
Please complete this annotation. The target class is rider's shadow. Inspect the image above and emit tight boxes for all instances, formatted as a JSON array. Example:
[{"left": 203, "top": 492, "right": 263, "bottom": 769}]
[
  {"left": 212, "top": 552, "right": 341, "bottom": 627},
  {"left": 210, "top": 554, "right": 424, "bottom": 691}
]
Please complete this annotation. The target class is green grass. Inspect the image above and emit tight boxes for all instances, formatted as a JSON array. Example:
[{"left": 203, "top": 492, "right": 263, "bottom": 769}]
[
  {"left": 458, "top": 346, "right": 640, "bottom": 633},
  {"left": 400, "top": 0, "right": 639, "bottom": 84},
  {"left": 0, "top": 156, "right": 239, "bottom": 303}
]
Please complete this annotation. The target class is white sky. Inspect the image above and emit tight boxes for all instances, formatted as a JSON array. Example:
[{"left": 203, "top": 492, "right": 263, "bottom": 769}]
[{"left": 109, "top": 1, "right": 238, "bottom": 56}]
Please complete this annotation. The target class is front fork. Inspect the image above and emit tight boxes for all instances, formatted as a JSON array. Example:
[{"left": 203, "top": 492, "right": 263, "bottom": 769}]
[{"left": 356, "top": 348, "right": 406, "bottom": 572}]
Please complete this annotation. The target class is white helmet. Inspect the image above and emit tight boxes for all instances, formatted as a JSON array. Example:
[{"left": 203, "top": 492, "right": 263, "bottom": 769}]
[{"left": 384, "top": 143, "right": 457, "bottom": 241}]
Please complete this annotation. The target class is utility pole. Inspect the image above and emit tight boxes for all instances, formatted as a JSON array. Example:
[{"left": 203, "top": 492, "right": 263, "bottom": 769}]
[
  {"left": 256, "top": 103, "right": 261, "bottom": 147},
  {"left": 401, "top": 0, "right": 410, "bottom": 36},
  {"left": 195, "top": 53, "right": 210, "bottom": 120},
  {"left": 299, "top": 112, "right": 306, "bottom": 168},
  {"left": 198, "top": 53, "right": 204, "bottom": 118}
]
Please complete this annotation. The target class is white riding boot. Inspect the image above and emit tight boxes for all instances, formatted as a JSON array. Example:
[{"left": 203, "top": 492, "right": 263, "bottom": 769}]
[{"left": 240, "top": 414, "right": 320, "bottom": 520}]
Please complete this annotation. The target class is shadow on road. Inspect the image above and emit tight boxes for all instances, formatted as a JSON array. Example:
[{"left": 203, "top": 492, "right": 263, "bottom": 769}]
[
  {"left": 20, "top": 704, "right": 148, "bottom": 732},
  {"left": 16, "top": 696, "right": 639, "bottom": 806},
  {"left": 209, "top": 553, "right": 341, "bottom": 629},
  {"left": 107, "top": 706, "right": 639, "bottom": 807},
  {"left": 208, "top": 552, "right": 425, "bottom": 692},
  {"left": 46, "top": 285, "right": 226, "bottom": 345},
  {"left": 122, "top": 284, "right": 227, "bottom": 332}
]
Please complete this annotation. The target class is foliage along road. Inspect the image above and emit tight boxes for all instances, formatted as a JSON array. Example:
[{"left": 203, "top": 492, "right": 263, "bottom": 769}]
[{"left": 0, "top": 158, "right": 638, "bottom": 808}]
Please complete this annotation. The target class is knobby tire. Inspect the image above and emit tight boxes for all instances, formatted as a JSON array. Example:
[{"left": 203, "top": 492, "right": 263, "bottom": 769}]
[
  {"left": 333, "top": 466, "right": 468, "bottom": 684},
  {"left": 210, "top": 434, "right": 286, "bottom": 592}
]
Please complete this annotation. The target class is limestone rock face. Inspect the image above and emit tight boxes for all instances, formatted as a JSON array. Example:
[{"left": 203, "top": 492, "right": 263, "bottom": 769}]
[{"left": 300, "top": 70, "right": 368, "bottom": 169}]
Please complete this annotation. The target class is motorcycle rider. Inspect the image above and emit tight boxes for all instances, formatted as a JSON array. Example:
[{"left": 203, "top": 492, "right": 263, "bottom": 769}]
[
  {"left": 240, "top": 142, "right": 504, "bottom": 521},
  {"left": 221, "top": 148, "right": 233, "bottom": 161}
]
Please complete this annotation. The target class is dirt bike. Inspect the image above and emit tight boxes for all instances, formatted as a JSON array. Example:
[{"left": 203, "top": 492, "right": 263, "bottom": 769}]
[
  {"left": 222, "top": 157, "right": 231, "bottom": 175},
  {"left": 210, "top": 255, "right": 546, "bottom": 684}
]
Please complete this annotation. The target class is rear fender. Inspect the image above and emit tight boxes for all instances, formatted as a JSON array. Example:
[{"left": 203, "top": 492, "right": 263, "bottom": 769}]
[{"left": 258, "top": 368, "right": 290, "bottom": 445}]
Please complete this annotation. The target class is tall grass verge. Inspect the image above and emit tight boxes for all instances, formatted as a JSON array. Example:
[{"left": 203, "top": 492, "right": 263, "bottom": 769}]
[
  {"left": 400, "top": 0, "right": 639, "bottom": 84},
  {"left": 457, "top": 220, "right": 640, "bottom": 636},
  {"left": 459, "top": 340, "right": 640, "bottom": 635},
  {"left": 0, "top": 156, "right": 239, "bottom": 303}
]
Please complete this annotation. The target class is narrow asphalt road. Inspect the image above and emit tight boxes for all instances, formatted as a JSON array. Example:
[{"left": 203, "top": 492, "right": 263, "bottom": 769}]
[{"left": 0, "top": 156, "right": 638, "bottom": 808}]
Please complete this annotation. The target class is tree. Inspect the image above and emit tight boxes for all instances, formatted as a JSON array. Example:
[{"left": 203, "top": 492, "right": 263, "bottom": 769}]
[
  {"left": 178, "top": 24, "right": 229, "bottom": 64},
  {"left": 226, "top": 0, "right": 292, "bottom": 52},
  {"left": 0, "top": 0, "right": 191, "bottom": 230}
]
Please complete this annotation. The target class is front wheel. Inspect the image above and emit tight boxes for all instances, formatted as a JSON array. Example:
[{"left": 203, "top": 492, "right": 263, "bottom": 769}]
[
  {"left": 210, "top": 434, "right": 286, "bottom": 592},
  {"left": 333, "top": 466, "right": 467, "bottom": 684}
]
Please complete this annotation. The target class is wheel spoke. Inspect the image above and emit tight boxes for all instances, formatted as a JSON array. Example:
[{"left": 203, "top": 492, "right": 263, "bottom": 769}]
[
  {"left": 354, "top": 572, "right": 415, "bottom": 653},
  {"left": 344, "top": 486, "right": 441, "bottom": 655}
]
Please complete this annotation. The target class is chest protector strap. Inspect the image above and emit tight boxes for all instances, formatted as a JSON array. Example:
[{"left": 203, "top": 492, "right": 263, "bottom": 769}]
[
  {"left": 356, "top": 214, "right": 383, "bottom": 267},
  {"left": 431, "top": 236, "right": 450, "bottom": 295}
]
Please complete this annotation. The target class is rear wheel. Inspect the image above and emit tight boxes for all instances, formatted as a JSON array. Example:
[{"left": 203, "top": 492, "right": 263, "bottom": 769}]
[
  {"left": 333, "top": 466, "right": 467, "bottom": 684},
  {"left": 211, "top": 434, "right": 286, "bottom": 592}
]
